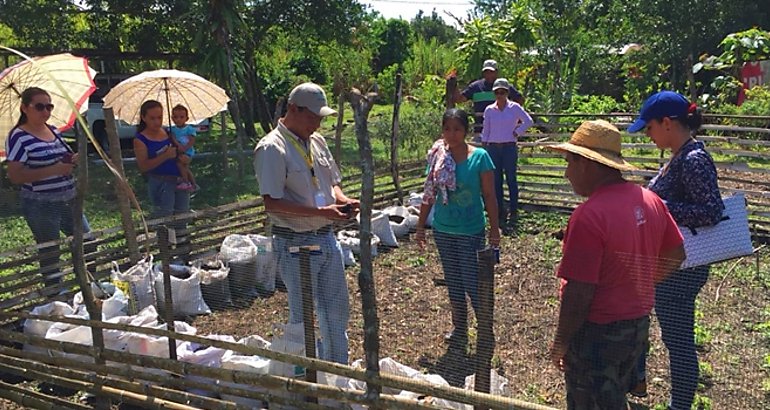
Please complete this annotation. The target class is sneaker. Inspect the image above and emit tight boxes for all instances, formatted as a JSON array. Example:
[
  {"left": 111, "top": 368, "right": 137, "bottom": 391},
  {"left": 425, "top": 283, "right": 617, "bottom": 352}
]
[
  {"left": 176, "top": 181, "right": 194, "bottom": 191},
  {"left": 628, "top": 379, "right": 647, "bottom": 398}
]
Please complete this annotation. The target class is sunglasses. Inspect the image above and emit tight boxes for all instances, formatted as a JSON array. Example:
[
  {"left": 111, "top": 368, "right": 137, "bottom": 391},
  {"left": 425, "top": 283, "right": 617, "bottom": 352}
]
[
  {"left": 494, "top": 90, "right": 508, "bottom": 95},
  {"left": 32, "top": 103, "right": 55, "bottom": 112}
]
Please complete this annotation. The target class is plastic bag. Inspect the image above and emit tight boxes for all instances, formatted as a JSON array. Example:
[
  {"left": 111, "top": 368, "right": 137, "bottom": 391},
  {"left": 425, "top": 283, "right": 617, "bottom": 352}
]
[
  {"left": 407, "top": 191, "right": 433, "bottom": 227},
  {"left": 248, "top": 234, "right": 278, "bottom": 295},
  {"left": 111, "top": 256, "right": 156, "bottom": 314},
  {"left": 383, "top": 205, "right": 412, "bottom": 238},
  {"left": 23, "top": 301, "right": 76, "bottom": 356},
  {"left": 464, "top": 369, "right": 511, "bottom": 397},
  {"left": 153, "top": 264, "right": 211, "bottom": 316},
  {"left": 221, "top": 234, "right": 259, "bottom": 299},
  {"left": 72, "top": 282, "right": 128, "bottom": 320},
  {"left": 193, "top": 257, "right": 232, "bottom": 310},
  {"left": 338, "top": 240, "right": 357, "bottom": 267},
  {"left": 178, "top": 335, "right": 236, "bottom": 398},
  {"left": 337, "top": 230, "right": 380, "bottom": 256},
  {"left": 358, "top": 211, "right": 398, "bottom": 247},
  {"left": 220, "top": 346, "right": 271, "bottom": 409}
]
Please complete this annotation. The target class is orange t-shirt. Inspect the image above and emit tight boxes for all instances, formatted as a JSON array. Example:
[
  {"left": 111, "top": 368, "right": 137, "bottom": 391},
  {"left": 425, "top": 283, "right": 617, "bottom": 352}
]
[{"left": 557, "top": 182, "right": 683, "bottom": 324}]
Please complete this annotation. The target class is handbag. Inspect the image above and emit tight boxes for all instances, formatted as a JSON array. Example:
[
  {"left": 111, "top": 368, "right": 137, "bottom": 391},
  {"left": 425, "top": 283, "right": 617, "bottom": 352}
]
[{"left": 679, "top": 193, "right": 754, "bottom": 269}]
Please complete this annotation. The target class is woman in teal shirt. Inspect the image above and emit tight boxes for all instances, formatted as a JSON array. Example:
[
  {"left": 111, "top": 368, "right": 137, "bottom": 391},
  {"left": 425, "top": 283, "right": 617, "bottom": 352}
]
[{"left": 416, "top": 108, "right": 500, "bottom": 351}]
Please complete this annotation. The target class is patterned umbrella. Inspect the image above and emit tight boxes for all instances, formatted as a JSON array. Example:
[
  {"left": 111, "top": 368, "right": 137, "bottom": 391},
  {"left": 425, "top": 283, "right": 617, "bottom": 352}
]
[
  {"left": 102, "top": 69, "right": 229, "bottom": 126},
  {"left": 0, "top": 53, "right": 97, "bottom": 158}
]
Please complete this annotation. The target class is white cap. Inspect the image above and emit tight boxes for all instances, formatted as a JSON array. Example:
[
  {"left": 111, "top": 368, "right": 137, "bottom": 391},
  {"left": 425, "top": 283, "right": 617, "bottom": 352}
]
[
  {"left": 288, "top": 82, "right": 337, "bottom": 117},
  {"left": 482, "top": 59, "right": 498, "bottom": 72}
]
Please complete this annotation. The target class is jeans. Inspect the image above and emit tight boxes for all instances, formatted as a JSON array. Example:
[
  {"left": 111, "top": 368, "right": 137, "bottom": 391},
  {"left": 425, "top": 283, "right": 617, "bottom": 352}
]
[
  {"left": 433, "top": 230, "right": 486, "bottom": 334},
  {"left": 273, "top": 230, "right": 349, "bottom": 364},
  {"left": 484, "top": 143, "right": 519, "bottom": 217},
  {"left": 635, "top": 266, "right": 709, "bottom": 410},
  {"left": 21, "top": 197, "right": 92, "bottom": 286},
  {"left": 147, "top": 176, "right": 191, "bottom": 222}
]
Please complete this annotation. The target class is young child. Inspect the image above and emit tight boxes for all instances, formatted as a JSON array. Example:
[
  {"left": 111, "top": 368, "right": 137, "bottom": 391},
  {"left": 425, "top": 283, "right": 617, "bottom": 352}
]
[{"left": 169, "top": 104, "right": 198, "bottom": 191}]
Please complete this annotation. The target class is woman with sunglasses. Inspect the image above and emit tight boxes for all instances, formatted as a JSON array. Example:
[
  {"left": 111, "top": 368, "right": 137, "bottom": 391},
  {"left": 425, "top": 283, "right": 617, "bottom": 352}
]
[
  {"left": 481, "top": 78, "right": 533, "bottom": 234},
  {"left": 5, "top": 87, "right": 94, "bottom": 289}
]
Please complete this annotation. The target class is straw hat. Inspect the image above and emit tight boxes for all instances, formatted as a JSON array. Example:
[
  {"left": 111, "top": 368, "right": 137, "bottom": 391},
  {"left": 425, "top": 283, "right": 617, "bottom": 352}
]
[{"left": 546, "top": 120, "right": 636, "bottom": 171}]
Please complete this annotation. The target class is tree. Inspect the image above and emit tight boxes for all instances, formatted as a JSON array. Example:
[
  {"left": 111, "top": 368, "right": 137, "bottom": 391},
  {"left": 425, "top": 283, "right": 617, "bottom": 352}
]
[
  {"left": 410, "top": 9, "right": 459, "bottom": 44},
  {"left": 370, "top": 18, "right": 414, "bottom": 73}
]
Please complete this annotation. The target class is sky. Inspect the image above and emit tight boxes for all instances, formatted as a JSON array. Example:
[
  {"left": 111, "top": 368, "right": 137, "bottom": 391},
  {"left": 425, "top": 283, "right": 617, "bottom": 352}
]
[{"left": 359, "top": 0, "right": 474, "bottom": 23}]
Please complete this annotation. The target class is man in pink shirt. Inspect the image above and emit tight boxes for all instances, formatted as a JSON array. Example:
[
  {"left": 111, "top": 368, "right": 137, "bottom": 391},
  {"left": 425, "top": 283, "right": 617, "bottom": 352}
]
[
  {"left": 481, "top": 78, "right": 533, "bottom": 233},
  {"left": 546, "top": 120, "right": 685, "bottom": 409}
]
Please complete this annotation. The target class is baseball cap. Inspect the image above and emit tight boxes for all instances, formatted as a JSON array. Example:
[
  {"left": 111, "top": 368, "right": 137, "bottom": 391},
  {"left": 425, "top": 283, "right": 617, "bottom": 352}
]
[
  {"left": 482, "top": 59, "right": 498, "bottom": 72},
  {"left": 492, "top": 78, "right": 511, "bottom": 92},
  {"left": 627, "top": 91, "right": 689, "bottom": 133},
  {"left": 288, "top": 82, "right": 337, "bottom": 117}
]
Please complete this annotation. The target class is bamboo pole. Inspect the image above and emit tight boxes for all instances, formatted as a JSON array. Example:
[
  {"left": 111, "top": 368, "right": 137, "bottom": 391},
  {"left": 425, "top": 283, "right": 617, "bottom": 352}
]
[
  {"left": 104, "top": 107, "right": 140, "bottom": 264},
  {"left": 0, "top": 356, "right": 234, "bottom": 410},
  {"left": 0, "top": 380, "right": 90, "bottom": 410},
  {"left": 0, "top": 345, "right": 327, "bottom": 410},
  {"left": 349, "top": 87, "right": 382, "bottom": 403},
  {"left": 74, "top": 126, "right": 109, "bottom": 408}
]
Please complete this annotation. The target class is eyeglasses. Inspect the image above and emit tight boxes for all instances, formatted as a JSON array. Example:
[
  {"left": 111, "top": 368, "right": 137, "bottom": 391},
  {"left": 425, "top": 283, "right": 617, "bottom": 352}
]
[
  {"left": 32, "top": 103, "right": 55, "bottom": 112},
  {"left": 494, "top": 90, "right": 508, "bottom": 95}
]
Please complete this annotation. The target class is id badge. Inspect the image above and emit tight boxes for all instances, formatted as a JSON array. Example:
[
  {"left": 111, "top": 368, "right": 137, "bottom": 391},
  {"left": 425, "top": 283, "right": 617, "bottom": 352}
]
[{"left": 314, "top": 190, "right": 328, "bottom": 208}]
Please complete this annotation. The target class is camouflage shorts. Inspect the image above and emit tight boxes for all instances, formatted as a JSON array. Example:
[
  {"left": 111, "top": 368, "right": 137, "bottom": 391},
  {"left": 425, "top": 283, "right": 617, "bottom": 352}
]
[{"left": 564, "top": 316, "right": 650, "bottom": 410}]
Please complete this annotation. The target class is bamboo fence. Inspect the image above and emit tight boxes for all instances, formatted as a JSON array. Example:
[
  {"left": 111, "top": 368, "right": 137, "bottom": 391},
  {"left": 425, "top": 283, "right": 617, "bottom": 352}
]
[{"left": 0, "top": 113, "right": 768, "bottom": 409}]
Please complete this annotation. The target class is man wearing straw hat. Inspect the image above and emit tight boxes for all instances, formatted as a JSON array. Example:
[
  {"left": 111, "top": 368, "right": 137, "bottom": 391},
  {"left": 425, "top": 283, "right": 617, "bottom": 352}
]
[
  {"left": 254, "top": 82, "right": 359, "bottom": 364},
  {"left": 546, "top": 120, "right": 685, "bottom": 409}
]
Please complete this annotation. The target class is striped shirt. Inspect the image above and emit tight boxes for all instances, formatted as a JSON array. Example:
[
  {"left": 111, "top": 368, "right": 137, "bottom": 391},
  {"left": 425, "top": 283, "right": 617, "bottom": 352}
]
[{"left": 5, "top": 125, "right": 76, "bottom": 201}]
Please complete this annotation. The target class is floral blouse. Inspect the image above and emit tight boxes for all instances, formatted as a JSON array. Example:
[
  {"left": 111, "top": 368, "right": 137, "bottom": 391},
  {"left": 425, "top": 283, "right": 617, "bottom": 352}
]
[{"left": 648, "top": 140, "right": 724, "bottom": 228}]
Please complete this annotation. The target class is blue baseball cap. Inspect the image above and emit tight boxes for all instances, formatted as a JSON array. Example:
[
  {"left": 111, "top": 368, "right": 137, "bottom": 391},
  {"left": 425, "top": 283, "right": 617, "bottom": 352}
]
[{"left": 627, "top": 91, "right": 690, "bottom": 133}]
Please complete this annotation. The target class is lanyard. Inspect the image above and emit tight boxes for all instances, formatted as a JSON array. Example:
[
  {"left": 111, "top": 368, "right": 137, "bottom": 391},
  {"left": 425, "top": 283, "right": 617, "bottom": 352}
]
[{"left": 284, "top": 132, "right": 319, "bottom": 188}]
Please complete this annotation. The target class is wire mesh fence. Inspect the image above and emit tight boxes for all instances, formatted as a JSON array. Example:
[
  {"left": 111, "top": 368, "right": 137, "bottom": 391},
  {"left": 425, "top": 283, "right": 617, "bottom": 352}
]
[{"left": 0, "top": 114, "right": 768, "bottom": 409}]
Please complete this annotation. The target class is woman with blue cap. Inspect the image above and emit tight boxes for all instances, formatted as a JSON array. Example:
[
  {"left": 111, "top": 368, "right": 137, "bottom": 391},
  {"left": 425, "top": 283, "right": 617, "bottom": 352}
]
[{"left": 627, "top": 91, "right": 723, "bottom": 410}]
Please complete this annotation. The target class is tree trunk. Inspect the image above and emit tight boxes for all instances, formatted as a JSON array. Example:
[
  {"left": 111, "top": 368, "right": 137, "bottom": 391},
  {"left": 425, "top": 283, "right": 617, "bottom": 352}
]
[
  {"left": 334, "top": 92, "right": 345, "bottom": 163},
  {"left": 224, "top": 41, "right": 247, "bottom": 180},
  {"left": 390, "top": 72, "right": 404, "bottom": 205},
  {"left": 348, "top": 88, "right": 380, "bottom": 402}
]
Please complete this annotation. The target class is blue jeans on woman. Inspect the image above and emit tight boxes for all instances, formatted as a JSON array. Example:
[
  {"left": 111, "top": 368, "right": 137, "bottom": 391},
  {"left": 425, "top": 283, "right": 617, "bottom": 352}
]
[
  {"left": 147, "top": 175, "right": 191, "bottom": 221},
  {"left": 273, "top": 230, "right": 349, "bottom": 364},
  {"left": 22, "top": 197, "right": 92, "bottom": 287},
  {"left": 433, "top": 230, "right": 486, "bottom": 341},
  {"left": 484, "top": 143, "right": 518, "bottom": 219},
  {"left": 635, "top": 266, "right": 709, "bottom": 410}
]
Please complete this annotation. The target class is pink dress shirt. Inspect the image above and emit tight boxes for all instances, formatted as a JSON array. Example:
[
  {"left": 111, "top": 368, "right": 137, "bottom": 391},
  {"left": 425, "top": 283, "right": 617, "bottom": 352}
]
[{"left": 481, "top": 101, "right": 533, "bottom": 143}]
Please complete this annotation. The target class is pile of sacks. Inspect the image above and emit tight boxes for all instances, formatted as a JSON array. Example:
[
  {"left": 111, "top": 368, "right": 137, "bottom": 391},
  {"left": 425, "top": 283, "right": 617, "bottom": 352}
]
[
  {"left": 337, "top": 204, "right": 421, "bottom": 266},
  {"left": 109, "top": 255, "right": 214, "bottom": 317}
]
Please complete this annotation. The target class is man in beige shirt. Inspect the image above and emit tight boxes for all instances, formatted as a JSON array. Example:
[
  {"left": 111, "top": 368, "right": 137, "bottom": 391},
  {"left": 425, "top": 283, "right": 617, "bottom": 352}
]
[{"left": 253, "top": 82, "right": 358, "bottom": 364}]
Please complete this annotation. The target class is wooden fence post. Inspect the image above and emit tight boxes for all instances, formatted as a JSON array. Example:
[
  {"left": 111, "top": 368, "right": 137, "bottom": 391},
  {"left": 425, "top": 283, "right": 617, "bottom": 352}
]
[
  {"left": 391, "top": 71, "right": 404, "bottom": 205},
  {"left": 445, "top": 75, "right": 457, "bottom": 109},
  {"left": 474, "top": 247, "right": 496, "bottom": 407},
  {"left": 157, "top": 226, "right": 177, "bottom": 361},
  {"left": 298, "top": 246, "right": 318, "bottom": 403},
  {"left": 349, "top": 88, "right": 381, "bottom": 402},
  {"left": 104, "top": 108, "right": 139, "bottom": 264},
  {"left": 74, "top": 126, "right": 109, "bottom": 407}
]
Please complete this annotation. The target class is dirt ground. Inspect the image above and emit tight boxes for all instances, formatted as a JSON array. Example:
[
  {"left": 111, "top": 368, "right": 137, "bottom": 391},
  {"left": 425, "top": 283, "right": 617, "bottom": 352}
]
[{"left": 190, "top": 213, "right": 770, "bottom": 409}]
